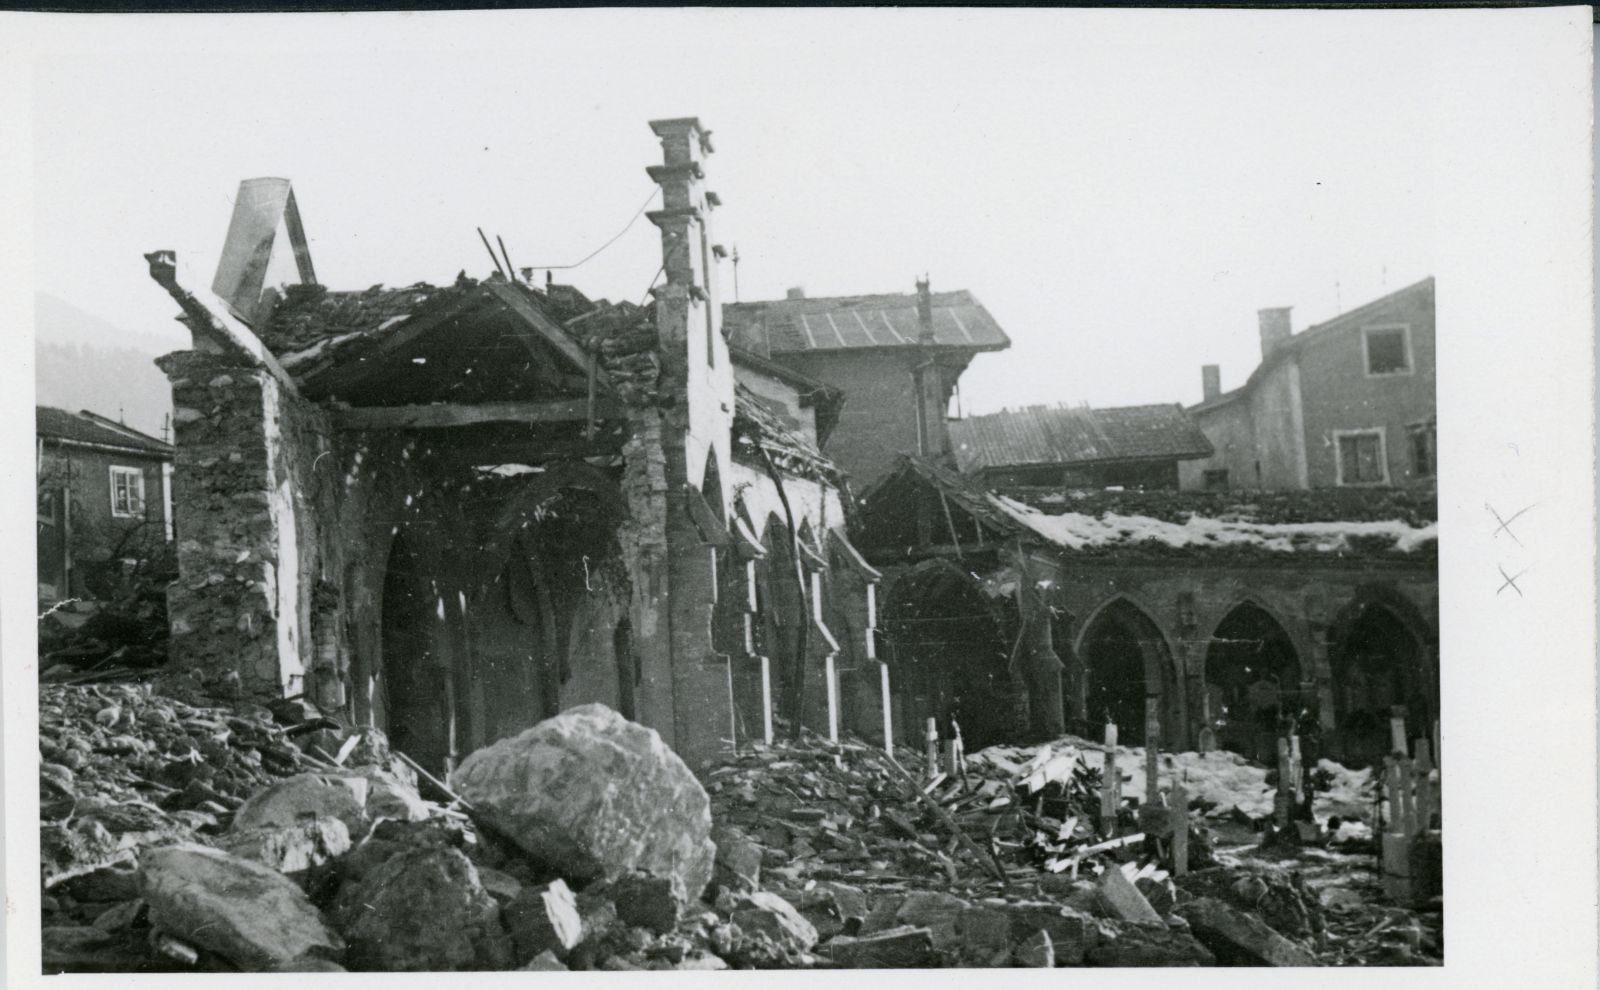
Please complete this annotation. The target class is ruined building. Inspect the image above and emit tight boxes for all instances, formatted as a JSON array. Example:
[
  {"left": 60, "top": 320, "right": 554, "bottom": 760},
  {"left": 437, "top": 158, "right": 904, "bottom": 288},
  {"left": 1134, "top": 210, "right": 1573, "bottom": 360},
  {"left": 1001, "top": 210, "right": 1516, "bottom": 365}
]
[
  {"left": 853, "top": 457, "right": 1439, "bottom": 765},
  {"left": 147, "top": 118, "right": 888, "bottom": 774}
]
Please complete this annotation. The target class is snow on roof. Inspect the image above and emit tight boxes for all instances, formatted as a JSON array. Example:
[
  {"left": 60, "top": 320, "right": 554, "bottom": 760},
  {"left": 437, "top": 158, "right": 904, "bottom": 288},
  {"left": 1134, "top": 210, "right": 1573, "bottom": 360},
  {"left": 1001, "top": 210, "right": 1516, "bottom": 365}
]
[{"left": 991, "top": 494, "right": 1438, "bottom": 555}]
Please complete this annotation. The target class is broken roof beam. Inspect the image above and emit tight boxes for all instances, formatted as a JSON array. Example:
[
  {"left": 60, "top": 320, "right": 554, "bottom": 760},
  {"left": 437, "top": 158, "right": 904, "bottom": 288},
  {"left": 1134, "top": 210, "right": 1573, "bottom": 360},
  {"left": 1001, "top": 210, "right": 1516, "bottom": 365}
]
[
  {"left": 144, "top": 250, "right": 299, "bottom": 394},
  {"left": 332, "top": 398, "right": 625, "bottom": 431},
  {"left": 482, "top": 281, "right": 618, "bottom": 396}
]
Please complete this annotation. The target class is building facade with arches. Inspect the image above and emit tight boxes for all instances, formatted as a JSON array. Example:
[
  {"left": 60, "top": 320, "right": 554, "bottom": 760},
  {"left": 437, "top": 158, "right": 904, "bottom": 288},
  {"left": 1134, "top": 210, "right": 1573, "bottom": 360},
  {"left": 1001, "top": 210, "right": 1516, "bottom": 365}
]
[{"left": 853, "top": 457, "right": 1439, "bottom": 765}]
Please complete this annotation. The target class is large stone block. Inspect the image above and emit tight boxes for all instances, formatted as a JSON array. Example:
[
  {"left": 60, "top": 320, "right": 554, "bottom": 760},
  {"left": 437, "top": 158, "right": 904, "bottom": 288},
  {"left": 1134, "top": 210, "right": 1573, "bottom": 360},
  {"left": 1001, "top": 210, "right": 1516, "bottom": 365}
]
[
  {"left": 232, "top": 773, "right": 369, "bottom": 838},
  {"left": 217, "top": 816, "right": 351, "bottom": 876},
  {"left": 732, "top": 891, "right": 819, "bottom": 952},
  {"left": 453, "top": 703, "right": 715, "bottom": 901},
  {"left": 1175, "top": 897, "right": 1318, "bottom": 967},
  {"left": 138, "top": 844, "right": 342, "bottom": 969},
  {"left": 331, "top": 846, "right": 512, "bottom": 971}
]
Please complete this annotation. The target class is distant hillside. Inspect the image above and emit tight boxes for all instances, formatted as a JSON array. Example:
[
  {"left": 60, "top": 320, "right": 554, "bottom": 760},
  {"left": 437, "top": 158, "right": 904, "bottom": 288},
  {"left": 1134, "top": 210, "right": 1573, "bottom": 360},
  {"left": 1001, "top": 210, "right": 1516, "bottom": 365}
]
[{"left": 35, "top": 293, "right": 182, "bottom": 439}]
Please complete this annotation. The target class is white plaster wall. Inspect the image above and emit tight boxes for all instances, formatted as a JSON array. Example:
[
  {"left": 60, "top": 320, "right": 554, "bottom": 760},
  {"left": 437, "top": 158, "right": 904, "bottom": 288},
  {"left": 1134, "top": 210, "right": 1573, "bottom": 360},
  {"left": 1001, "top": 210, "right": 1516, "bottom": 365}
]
[{"left": 728, "top": 459, "right": 846, "bottom": 543}]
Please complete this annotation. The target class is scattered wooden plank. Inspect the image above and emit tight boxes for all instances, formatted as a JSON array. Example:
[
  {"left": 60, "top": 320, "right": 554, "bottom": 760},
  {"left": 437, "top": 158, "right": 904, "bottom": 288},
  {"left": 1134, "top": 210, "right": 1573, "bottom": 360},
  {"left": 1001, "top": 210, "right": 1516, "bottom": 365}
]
[{"left": 873, "top": 751, "right": 1007, "bottom": 882}]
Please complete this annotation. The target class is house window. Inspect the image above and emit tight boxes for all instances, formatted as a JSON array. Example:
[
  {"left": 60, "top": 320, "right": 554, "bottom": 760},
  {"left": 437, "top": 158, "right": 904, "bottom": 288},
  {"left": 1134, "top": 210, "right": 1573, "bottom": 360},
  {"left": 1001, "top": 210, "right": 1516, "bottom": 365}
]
[
  {"left": 1202, "top": 469, "right": 1230, "bottom": 491},
  {"left": 1409, "top": 421, "right": 1437, "bottom": 478},
  {"left": 1334, "top": 429, "right": 1388, "bottom": 486},
  {"left": 110, "top": 466, "right": 145, "bottom": 518},
  {"left": 1363, "top": 325, "right": 1412, "bottom": 376}
]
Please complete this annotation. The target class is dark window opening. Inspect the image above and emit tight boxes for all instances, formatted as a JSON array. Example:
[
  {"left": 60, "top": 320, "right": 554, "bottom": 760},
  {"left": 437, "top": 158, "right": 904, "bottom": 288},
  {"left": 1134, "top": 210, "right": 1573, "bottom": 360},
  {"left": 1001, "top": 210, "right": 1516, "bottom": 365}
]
[
  {"left": 1409, "top": 423, "right": 1436, "bottom": 478},
  {"left": 1365, "top": 327, "right": 1411, "bottom": 375},
  {"left": 1202, "top": 469, "right": 1230, "bottom": 491}
]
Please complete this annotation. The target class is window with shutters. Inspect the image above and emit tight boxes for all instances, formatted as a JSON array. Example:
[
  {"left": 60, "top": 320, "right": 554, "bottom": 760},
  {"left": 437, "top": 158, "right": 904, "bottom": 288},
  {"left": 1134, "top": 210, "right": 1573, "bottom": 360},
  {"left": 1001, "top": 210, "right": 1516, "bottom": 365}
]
[{"left": 1334, "top": 429, "right": 1388, "bottom": 486}]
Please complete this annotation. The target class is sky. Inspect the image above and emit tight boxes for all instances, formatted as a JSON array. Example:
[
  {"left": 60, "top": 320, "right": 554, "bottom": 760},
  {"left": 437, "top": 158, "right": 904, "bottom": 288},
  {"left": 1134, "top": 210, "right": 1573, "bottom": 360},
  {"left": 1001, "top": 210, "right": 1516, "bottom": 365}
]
[{"left": 22, "top": 8, "right": 1459, "bottom": 416}]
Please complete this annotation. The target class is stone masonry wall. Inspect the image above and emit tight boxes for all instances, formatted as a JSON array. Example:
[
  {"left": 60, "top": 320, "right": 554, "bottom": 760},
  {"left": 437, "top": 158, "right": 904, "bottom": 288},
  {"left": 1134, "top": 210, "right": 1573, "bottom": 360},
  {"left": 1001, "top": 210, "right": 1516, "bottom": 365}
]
[{"left": 158, "top": 351, "right": 336, "bottom": 697}]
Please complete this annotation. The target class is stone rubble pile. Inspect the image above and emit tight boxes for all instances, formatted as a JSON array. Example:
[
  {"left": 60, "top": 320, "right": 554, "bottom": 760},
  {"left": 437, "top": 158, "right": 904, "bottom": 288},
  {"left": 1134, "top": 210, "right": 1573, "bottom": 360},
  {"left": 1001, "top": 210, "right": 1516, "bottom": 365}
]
[{"left": 39, "top": 685, "right": 1440, "bottom": 973}]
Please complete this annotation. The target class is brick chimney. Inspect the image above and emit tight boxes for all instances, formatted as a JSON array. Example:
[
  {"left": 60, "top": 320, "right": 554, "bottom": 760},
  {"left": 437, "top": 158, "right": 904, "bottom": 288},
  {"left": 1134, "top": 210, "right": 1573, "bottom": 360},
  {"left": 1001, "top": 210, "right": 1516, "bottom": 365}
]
[
  {"left": 786, "top": 286, "right": 806, "bottom": 300},
  {"left": 1258, "top": 307, "right": 1292, "bottom": 358},
  {"left": 1201, "top": 364, "right": 1221, "bottom": 401},
  {"left": 916, "top": 276, "right": 935, "bottom": 345}
]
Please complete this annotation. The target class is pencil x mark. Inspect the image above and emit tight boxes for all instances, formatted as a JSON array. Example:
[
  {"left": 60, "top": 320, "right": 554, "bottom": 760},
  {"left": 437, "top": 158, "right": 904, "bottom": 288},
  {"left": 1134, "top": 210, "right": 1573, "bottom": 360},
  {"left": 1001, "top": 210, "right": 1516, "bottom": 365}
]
[
  {"left": 1486, "top": 502, "right": 1535, "bottom": 546},
  {"left": 1497, "top": 563, "right": 1529, "bottom": 597}
]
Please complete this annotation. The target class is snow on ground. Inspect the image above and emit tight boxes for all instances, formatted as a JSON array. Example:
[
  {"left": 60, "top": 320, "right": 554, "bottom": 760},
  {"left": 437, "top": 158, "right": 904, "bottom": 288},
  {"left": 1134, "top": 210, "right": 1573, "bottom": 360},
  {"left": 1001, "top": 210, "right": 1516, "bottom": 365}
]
[
  {"left": 989, "top": 496, "right": 1438, "bottom": 555},
  {"left": 971, "top": 736, "right": 1379, "bottom": 822}
]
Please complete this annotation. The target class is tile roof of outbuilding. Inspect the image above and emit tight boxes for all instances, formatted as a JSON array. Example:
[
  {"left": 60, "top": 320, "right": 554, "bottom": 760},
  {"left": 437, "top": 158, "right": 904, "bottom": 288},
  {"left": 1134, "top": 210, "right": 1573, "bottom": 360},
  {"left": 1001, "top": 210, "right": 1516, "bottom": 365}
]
[{"left": 950, "top": 403, "right": 1213, "bottom": 473}]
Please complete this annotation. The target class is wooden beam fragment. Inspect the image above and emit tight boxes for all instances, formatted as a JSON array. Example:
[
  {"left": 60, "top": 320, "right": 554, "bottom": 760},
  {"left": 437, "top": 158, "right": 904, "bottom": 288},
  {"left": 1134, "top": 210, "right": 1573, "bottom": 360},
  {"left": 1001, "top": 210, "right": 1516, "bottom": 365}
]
[
  {"left": 333, "top": 398, "right": 625, "bottom": 431},
  {"left": 144, "top": 249, "right": 299, "bottom": 394}
]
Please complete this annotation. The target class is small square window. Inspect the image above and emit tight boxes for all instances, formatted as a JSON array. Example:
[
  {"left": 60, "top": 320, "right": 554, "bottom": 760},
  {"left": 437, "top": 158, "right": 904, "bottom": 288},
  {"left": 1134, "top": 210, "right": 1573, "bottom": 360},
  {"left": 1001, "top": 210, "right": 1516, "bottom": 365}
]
[
  {"left": 1364, "top": 326, "right": 1412, "bottom": 375},
  {"left": 1336, "top": 431, "right": 1387, "bottom": 485},
  {"left": 110, "top": 466, "right": 145, "bottom": 518},
  {"left": 1202, "top": 469, "right": 1230, "bottom": 491}
]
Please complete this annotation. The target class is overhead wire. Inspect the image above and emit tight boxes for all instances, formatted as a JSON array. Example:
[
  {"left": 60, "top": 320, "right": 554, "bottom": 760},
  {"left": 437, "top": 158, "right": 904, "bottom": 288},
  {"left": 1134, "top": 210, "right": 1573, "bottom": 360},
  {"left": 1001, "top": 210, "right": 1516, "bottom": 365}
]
[{"left": 519, "top": 187, "right": 661, "bottom": 273}]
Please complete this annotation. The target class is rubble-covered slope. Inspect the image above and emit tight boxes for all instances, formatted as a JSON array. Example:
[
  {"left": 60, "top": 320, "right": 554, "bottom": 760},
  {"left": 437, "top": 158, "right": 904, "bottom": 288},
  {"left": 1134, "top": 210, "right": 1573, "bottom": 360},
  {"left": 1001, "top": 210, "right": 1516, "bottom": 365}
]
[{"left": 37, "top": 684, "right": 1439, "bottom": 973}]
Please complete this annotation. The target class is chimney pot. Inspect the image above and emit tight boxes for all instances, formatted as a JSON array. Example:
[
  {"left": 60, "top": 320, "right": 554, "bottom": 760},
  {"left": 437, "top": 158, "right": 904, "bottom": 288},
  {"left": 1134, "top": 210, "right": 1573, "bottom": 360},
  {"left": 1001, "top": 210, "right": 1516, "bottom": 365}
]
[
  {"left": 1257, "top": 306, "right": 1293, "bottom": 358},
  {"left": 786, "top": 286, "right": 806, "bottom": 300},
  {"left": 1202, "top": 364, "right": 1221, "bottom": 401},
  {"left": 916, "top": 276, "right": 934, "bottom": 343}
]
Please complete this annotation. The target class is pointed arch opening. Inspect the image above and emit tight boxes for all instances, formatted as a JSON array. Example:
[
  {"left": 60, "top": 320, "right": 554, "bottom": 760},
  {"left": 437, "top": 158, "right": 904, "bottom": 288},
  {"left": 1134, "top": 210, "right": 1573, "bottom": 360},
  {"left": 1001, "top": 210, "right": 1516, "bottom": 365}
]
[
  {"left": 1078, "top": 597, "right": 1181, "bottom": 748},
  {"left": 379, "top": 530, "right": 451, "bottom": 775},
  {"left": 1329, "top": 597, "right": 1431, "bottom": 766},
  {"left": 881, "top": 560, "right": 1014, "bottom": 749},
  {"left": 1202, "top": 602, "right": 1302, "bottom": 761},
  {"left": 757, "top": 514, "right": 805, "bottom": 726}
]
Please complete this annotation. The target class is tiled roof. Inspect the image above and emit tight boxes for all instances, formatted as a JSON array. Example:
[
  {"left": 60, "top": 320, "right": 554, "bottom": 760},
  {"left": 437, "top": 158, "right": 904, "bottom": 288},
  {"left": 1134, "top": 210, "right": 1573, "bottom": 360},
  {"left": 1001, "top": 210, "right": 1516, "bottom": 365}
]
[
  {"left": 722, "top": 290, "right": 1010, "bottom": 355},
  {"left": 950, "top": 403, "right": 1213, "bottom": 472},
  {"left": 259, "top": 277, "right": 604, "bottom": 377},
  {"left": 731, "top": 383, "right": 840, "bottom": 482},
  {"left": 37, "top": 406, "right": 172, "bottom": 456}
]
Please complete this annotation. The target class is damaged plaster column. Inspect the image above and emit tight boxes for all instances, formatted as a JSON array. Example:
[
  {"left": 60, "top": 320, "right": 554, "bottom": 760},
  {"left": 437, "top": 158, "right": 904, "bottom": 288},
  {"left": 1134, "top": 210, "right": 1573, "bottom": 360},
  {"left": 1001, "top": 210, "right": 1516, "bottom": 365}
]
[
  {"left": 1016, "top": 554, "right": 1066, "bottom": 741},
  {"left": 149, "top": 250, "right": 327, "bottom": 699},
  {"left": 621, "top": 116, "right": 737, "bottom": 767}
]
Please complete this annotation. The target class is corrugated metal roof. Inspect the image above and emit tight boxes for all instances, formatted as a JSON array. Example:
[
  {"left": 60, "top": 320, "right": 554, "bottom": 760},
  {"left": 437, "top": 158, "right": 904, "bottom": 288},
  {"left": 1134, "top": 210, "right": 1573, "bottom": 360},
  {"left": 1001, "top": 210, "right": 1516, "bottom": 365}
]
[
  {"left": 37, "top": 406, "right": 172, "bottom": 456},
  {"left": 722, "top": 290, "right": 1010, "bottom": 355},
  {"left": 950, "top": 403, "right": 1212, "bottom": 472}
]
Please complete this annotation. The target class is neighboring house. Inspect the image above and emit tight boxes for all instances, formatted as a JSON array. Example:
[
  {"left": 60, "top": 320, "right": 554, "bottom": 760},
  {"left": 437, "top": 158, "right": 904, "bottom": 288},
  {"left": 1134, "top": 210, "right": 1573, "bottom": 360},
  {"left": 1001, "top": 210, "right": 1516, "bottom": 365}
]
[
  {"left": 950, "top": 403, "right": 1213, "bottom": 491},
  {"left": 143, "top": 119, "right": 890, "bottom": 774},
  {"left": 36, "top": 406, "right": 174, "bottom": 601},
  {"left": 722, "top": 284, "right": 1011, "bottom": 493},
  {"left": 1179, "top": 277, "right": 1436, "bottom": 491}
]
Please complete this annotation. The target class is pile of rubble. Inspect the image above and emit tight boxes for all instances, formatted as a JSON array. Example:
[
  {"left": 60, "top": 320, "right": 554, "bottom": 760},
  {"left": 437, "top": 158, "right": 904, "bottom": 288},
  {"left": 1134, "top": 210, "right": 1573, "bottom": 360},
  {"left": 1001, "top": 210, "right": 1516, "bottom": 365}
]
[
  {"left": 38, "top": 684, "right": 1438, "bottom": 973},
  {"left": 39, "top": 592, "right": 170, "bottom": 683}
]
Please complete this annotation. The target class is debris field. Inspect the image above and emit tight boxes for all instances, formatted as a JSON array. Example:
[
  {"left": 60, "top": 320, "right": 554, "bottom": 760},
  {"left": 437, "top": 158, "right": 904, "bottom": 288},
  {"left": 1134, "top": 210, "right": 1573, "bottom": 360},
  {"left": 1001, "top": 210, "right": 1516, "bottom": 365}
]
[{"left": 38, "top": 679, "right": 1440, "bottom": 972}]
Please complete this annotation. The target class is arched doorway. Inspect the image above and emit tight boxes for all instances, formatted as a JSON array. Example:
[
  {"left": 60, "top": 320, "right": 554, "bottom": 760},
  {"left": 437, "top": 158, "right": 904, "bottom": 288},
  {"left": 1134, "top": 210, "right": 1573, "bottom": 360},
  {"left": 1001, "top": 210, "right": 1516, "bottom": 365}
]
[
  {"left": 1203, "top": 602, "right": 1302, "bottom": 761},
  {"left": 882, "top": 561, "right": 1014, "bottom": 749},
  {"left": 1078, "top": 598, "right": 1181, "bottom": 748},
  {"left": 1330, "top": 598, "right": 1431, "bottom": 766},
  {"left": 379, "top": 532, "right": 451, "bottom": 776}
]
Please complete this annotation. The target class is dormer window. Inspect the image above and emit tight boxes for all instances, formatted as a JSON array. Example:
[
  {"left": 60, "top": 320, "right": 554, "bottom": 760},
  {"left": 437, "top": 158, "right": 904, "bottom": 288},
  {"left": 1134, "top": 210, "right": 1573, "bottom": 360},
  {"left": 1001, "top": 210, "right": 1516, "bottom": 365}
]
[{"left": 1363, "top": 325, "right": 1413, "bottom": 376}]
